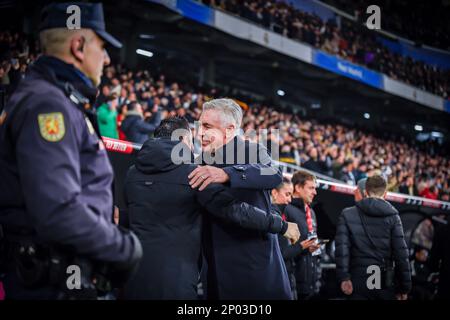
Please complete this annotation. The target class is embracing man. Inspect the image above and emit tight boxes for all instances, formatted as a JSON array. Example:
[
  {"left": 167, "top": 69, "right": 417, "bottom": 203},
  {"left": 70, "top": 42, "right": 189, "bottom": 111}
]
[{"left": 189, "top": 98, "right": 293, "bottom": 299}]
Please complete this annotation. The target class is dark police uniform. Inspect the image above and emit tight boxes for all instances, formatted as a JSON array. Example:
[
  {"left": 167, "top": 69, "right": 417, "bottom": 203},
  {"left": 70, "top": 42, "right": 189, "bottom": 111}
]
[{"left": 0, "top": 3, "right": 141, "bottom": 299}]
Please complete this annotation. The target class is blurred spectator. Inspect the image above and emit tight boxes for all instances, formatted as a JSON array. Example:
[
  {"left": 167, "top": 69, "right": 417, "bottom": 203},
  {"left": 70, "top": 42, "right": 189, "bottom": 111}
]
[
  {"left": 121, "top": 101, "right": 161, "bottom": 143},
  {"left": 354, "top": 178, "right": 367, "bottom": 202},
  {"left": 117, "top": 103, "right": 128, "bottom": 141},
  {"left": 206, "top": 1, "right": 450, "bottom": 98},
  {"left": 279, "top": 144, "right": 296, "bottom": 164},
  {"left": 399, "top": 176, "right": 418, "bottom": 196},
  {"left": 1, "top": 30, "right": 449, "bottom": 201},
  {"left": 271, "top": 177, "right": 300, "bottom": 299},
  {"left": 420, "top": 185, "right": 439, "bottom": 200},
  {"left": 410, "top": 247, "right": 434, "bottom": 300},
  {"left": 339, "top": 159, "right": 356, "bottom": 185},
  {"left": 97, "top": 95, "right": 119, "bottom": 139},
  {"left": 335, "top": 175, "right": 411, "bottom": 300},
  {"left": 303, "top": 148, "right": 325, "bottom": 174},
  {"left": 285, "top": 170, "right": 322, "bottom": 300},
  {"left": 429, "top": 214, "right": 450, "bottom": 299},
  {"left": 321, "top": 0, "right": 450, "bottom": 51}
]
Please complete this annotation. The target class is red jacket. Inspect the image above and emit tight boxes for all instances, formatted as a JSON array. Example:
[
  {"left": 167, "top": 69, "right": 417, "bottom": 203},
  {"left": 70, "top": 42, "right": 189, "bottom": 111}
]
[{"left": 420, "top": 188, "right": 439, "bottom": 200}]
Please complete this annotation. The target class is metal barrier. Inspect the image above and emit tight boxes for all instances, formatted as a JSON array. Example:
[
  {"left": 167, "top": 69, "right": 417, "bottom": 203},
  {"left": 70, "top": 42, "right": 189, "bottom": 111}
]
[{"left": 102, "top": 136, "right": 450, "bottom": 212}]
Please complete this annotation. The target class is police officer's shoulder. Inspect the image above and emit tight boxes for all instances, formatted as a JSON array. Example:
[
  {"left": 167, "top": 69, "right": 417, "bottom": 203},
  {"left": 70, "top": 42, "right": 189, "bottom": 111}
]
[
  {"left": 21, "top": 76, "right": 70, "bottom": 112},
  {"left": 9, "top": 76, "right": 85, "bottom": 145}
]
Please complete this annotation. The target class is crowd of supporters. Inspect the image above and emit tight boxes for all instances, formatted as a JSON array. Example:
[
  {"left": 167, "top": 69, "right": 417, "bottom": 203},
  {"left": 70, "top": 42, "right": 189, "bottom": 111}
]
[
  {"left": 1, "top": 30, "right": 449, "bottom": 201},
  {"left": 320, "top": 0, "right": 450, "bottom": 51},
  {"left": 203, "top": 0, "right": 450, "bottom": 99}
]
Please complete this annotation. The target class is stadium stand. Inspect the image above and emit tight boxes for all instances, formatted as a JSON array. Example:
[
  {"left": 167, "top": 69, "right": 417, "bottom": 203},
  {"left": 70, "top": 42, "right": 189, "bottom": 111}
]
[{"left": 203, "top": 0, "right": 450, "bottom": 99}]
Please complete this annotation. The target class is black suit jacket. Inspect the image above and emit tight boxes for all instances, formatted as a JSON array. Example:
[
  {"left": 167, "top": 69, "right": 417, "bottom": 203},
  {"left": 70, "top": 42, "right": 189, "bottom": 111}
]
[{"left": 202, "top": 136, "right": 292, "bottom": 300}]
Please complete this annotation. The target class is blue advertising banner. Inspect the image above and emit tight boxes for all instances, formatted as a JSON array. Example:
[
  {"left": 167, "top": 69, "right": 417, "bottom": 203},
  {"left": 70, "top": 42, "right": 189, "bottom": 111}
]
[
  {"left": 313, "top": 51, "right": 383, "bottom": 89},
  {"left": 147, "top": 0, "right": 214, "bottom": 26},
  {"left": 176, "top": 0, "right": 214, "bottom": 25},
  {"left": 378, "top": 36, "right": 450, "bottom": 71},
  {"left": 445, "top": 100, "right": 450, "bottom": 114}
]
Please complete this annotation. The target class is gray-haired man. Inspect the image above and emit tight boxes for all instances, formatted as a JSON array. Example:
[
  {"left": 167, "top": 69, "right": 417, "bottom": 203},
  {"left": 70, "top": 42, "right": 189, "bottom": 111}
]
[{"left": 188, "top": 98, "right": 293, "bottom": 299}]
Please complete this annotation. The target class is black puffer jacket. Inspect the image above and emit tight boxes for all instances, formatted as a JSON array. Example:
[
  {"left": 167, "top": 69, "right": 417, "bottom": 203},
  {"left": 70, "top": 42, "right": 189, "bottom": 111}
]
[{"left": 335, "top": 197, "right": 412, "bottom": 294}]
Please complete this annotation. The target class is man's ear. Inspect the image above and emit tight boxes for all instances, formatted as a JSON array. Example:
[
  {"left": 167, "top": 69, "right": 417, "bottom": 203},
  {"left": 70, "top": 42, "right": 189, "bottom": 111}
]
[
  {"left": 225, "top": 124, "right": 236, "bottom": 138},
  {"left": 271, "top": 189, "right": 277, "bottom": 198},
  {"left": 70, "top": 35, "right": 85, "bottom": 62},
  {"left": 382, "top": 191, "right": 387, "bottom": 199}
]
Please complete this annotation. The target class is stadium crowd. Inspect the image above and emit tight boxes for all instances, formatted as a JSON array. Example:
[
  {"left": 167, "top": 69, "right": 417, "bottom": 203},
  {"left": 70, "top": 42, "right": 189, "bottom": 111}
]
[
  {"left": 203, "top": 0, "right": 450, "bottom": 99},
  {"left": 320, "top": 0, "right": 450, "bottom": 51},
  {"left": 1, "top": 30, "right": 449, "bottom": 201}
]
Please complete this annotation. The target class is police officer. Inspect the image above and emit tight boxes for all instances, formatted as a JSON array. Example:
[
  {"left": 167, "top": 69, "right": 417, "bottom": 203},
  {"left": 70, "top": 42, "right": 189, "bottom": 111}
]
[{"left": 0, "top": 3, "right": 142, "bottom": 299}]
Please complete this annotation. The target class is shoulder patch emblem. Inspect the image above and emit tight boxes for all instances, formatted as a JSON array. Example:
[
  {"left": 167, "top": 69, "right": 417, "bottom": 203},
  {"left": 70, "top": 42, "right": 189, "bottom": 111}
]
[{"left": 38, "top": 112, "right": 65, "bottom": 142}]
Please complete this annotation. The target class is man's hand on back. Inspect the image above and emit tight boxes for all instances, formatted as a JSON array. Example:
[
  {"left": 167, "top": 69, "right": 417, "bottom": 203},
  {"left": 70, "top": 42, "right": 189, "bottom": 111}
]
[{"left": 189, "top": 165, "right": 230, "bottom": 191}]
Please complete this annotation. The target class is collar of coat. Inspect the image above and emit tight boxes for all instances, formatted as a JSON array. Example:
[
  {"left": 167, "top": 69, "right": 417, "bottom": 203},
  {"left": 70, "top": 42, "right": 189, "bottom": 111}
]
[
  {"left": 31, "top": 55, "right": 98, "bottom": 104},
  {"left": 290, "top": 197, "right": 307, "bottom": 211},
  {"left": 125, "top": 110, "right": 143, "bottom": 118}
]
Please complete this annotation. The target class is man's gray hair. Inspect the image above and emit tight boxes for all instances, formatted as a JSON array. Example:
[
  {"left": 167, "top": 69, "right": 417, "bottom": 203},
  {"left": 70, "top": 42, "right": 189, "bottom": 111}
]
[{"left": 202, "top": 98, "right": 243, "bottom": 129}]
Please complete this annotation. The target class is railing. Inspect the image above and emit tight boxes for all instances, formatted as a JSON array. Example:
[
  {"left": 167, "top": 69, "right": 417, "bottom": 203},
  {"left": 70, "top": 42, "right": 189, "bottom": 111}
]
[
  {"left": 273, "top": 160, "right": 343, "bottom": 183},
  {"left": 102, "top": 136, "right": 450, "bottom": 212}
]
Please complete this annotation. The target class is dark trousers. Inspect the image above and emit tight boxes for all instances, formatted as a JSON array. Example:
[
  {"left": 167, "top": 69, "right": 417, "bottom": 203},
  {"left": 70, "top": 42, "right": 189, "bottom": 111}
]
[
  {"left": 288, "top": 273, "right": 297, "bottom": 300},
  {"left": 349, "top": 277, "right": 396, "bottom": 300},
  {"left": 2, "top": 271, "right": 59, "bottom": 300}
]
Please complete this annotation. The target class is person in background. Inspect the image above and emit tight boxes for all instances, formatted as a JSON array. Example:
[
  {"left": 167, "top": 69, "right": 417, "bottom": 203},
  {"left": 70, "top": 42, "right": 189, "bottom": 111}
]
[
  {"left": 335, "top": 175, "right": 411, "bottom": 300},
  {"left": 429, "top": 214, "right": 450, "bottom": 299},
  {"left": 303, "top": 147, "right": 325, "bottom": 174},
  {"left": 339, "top": 159, "right": 356, "bottom": 186},
  {"left": 121, "top": 101, "right": 161, "bottom": 144},
  {"left": 284, "top": 170, "right": 322, "bottom": 300},
  {"left": 97, "top": 94, "right": 119, "bottom": 139},
  {"left": 271, "top": 177, "right": 297, "bottom": 298},
  {"left": 410, "top": 247, "right": 434, "bottom": 300},
  {"left": 117, "top": 103, "right": 128, "bottom": 140},
  {"left": 398, "top": 176, "right": 418, "bottom": 196},
  {"left": 354, "top": 178, "right": 367, "bottom": 202},
  {"left": 420, "top": 185, "right": 439, "bottom": 200},
  {"left": 271, "top": 177, "right": 319, "bottom": 300}
]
